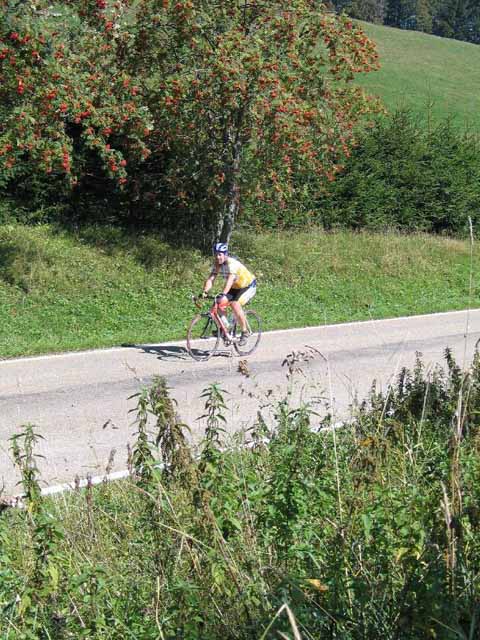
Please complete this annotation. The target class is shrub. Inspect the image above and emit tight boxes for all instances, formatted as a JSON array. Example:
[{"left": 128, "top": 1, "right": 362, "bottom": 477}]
[{"left": 318, "top": 110, "right": 480, "bottom": 234}]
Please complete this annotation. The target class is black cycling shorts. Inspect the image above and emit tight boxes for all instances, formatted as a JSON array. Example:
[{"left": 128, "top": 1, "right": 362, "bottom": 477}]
[{"left": 226, "top": 279, "right": 257, "bottom": 304}]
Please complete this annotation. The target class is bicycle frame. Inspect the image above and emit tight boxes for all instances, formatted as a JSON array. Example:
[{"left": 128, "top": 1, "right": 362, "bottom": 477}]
[
  {"left": 194, "top": 295, "right": 234, "bottom": 343},
  {"left": 213, "top": 299, "right": 234, "bottom": 339},
  {"left": 188, "top": 294, "right": 262, "bottom": 361}
]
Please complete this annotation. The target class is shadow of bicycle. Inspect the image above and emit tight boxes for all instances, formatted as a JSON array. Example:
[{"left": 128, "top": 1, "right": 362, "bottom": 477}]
[
  {"left": 122, "top": 343, "right": 189, "bottom": 361},
  {"left": 121, "top": 343, "right": 232, "bottom": 361}
]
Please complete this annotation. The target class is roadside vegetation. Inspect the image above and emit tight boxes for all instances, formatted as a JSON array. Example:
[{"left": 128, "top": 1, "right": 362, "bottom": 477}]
[
  {"left": 0, "top": 223, "right": 478, "bottom": 359},
  {"left": 1, "top": 351, "right": 479, "bottom": 638}
]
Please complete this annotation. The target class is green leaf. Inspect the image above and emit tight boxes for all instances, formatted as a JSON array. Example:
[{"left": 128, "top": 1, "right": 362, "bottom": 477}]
[
  {"left": 48, "top": 562, "right": 59, "bottom": 591},
  {"left": 361, "top": 513, "right": 373, "bottom": 542},
  {"left": 18, "top": 593, "right": 31, "bottom": 616}
]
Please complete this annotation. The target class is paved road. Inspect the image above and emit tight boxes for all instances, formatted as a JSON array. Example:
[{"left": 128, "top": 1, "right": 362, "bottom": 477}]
[{"left": 1, "top": 309, "right": 479, "bottom": 493}]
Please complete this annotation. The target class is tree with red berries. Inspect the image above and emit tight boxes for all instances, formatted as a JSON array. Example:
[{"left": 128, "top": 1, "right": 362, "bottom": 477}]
[
  {"left": 1, "top": 0, "right": 380, "bottom": 244},
  {"left": 132, "top": 0, "right": 381, "bottom": 243},
  {"left": 0, "top": 0, "right": 152, "bottom": 190}
]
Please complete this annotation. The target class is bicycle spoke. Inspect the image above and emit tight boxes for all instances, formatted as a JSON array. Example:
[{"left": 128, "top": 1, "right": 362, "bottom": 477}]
[
  {"left": 233, "top": 309, "right": 262, "bottom": 356},
  {"left": 187, "top": 314, "right": 220, "bottom": 361}
]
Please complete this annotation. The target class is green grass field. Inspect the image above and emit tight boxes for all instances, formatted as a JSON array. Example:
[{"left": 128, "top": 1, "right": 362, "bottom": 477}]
[
  {"left": 0, "top": 224, "right": 478, "bottom": 359},
  {"left": 357, "top": 21, "right": 480, "bottom": 129}
]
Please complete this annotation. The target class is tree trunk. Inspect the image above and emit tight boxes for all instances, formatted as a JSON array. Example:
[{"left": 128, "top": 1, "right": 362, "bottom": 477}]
[{"left": 217, "top": 139, "right": 242, "bottom": 244}]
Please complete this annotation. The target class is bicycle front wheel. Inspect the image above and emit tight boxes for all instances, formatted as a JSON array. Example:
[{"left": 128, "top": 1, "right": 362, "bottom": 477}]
[
  {"left": 186, "top": 314, "right": 220, "bottom": 361},
  {"left": 233, "top": 309, "right": 262, "bottom": 356}
]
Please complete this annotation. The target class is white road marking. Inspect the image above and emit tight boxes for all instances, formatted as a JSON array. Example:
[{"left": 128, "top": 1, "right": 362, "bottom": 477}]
[{"left": 0, "top": 308, "right": 473, "bottom": 365}]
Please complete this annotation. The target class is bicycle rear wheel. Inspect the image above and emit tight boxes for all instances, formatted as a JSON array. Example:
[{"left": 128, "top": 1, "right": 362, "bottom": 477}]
[
  {"left": 233, "top": 309, "right": 262, "bottom": 356},
  {"left": 187, "top": 314, "right": 220, "bottom": 361}
]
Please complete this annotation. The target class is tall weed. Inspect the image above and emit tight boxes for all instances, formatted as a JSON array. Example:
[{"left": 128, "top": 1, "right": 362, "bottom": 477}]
[{"left": 1, "top": 352, "right": 480, "bottom": 638}]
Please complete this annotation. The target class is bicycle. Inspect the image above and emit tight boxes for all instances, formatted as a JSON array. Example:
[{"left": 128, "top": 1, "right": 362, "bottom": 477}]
[{"left": 186, "top": 294, "right": 262, "bottom": 361}]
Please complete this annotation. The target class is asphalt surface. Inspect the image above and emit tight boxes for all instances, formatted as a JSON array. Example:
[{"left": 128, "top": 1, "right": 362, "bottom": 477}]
[{"left": 1, "top": 309, "right": 479, "bottom": 493}]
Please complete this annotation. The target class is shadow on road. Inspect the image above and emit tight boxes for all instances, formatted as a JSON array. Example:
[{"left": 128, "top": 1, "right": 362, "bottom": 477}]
[
  {"left": 122, "top": 344, "right": 189, "bottom": 360},
  {"left": 122, "top": 343, "right": 233, "bottom": 361}
]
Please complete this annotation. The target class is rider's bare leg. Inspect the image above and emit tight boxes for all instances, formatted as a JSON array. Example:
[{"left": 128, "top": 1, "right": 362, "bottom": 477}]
[
  {"left": 217, "top": 297, "right": 232, "bottom": 329},
  {"left": 230, "top": 300, "right": 247, "bottom": 333}
]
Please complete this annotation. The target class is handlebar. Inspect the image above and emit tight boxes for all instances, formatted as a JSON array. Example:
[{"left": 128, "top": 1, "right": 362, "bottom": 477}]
[
  {"left": 192, "top": 293, "right": 214, "bottom": 309},
  {"left": 191, "top": 293, "right": 228, "bottom": 310}
]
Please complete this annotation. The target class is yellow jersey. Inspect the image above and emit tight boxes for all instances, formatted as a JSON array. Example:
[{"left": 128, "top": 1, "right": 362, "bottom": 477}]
[{"left": 213, "top": 256, "right": 255, "bottom": 289}]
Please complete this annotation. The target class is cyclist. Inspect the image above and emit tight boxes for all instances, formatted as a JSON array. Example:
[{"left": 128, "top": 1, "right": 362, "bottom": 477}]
[{"left": 202, "top": 243, "right": 257, "bottom": 346}]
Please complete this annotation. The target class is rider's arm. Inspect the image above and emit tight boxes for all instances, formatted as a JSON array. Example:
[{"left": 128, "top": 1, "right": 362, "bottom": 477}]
[
  {"left": 222, "top": 273, "right": 236, "bottom": 295},
  {"left": 203, "top": 268, "right": 218, "bottom": 294}
]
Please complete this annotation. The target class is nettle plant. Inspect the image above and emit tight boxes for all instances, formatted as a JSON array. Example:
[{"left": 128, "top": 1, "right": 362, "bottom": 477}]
[
  {"left": 132, "top": 0, "right": 381, "bottom": 241},
  {"left": 0, "top": 0, "right": 152, "bottom": 188}
]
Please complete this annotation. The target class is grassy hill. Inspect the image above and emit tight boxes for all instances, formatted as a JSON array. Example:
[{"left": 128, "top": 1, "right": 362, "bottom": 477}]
[
  {"left": 0, "top": 224, "right": 478, "bottom": 358},
  {"left": 356, "top": 21, "right": 480, "bottom": 129}
]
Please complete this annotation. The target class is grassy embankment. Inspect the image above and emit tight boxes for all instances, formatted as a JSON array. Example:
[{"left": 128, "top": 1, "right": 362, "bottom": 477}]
[
  {"left": 358, "top": 21, "right": 480, "bottom": 129},
  {"left": 0, "top": 224, "right": 478, "bottom": 359}
]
